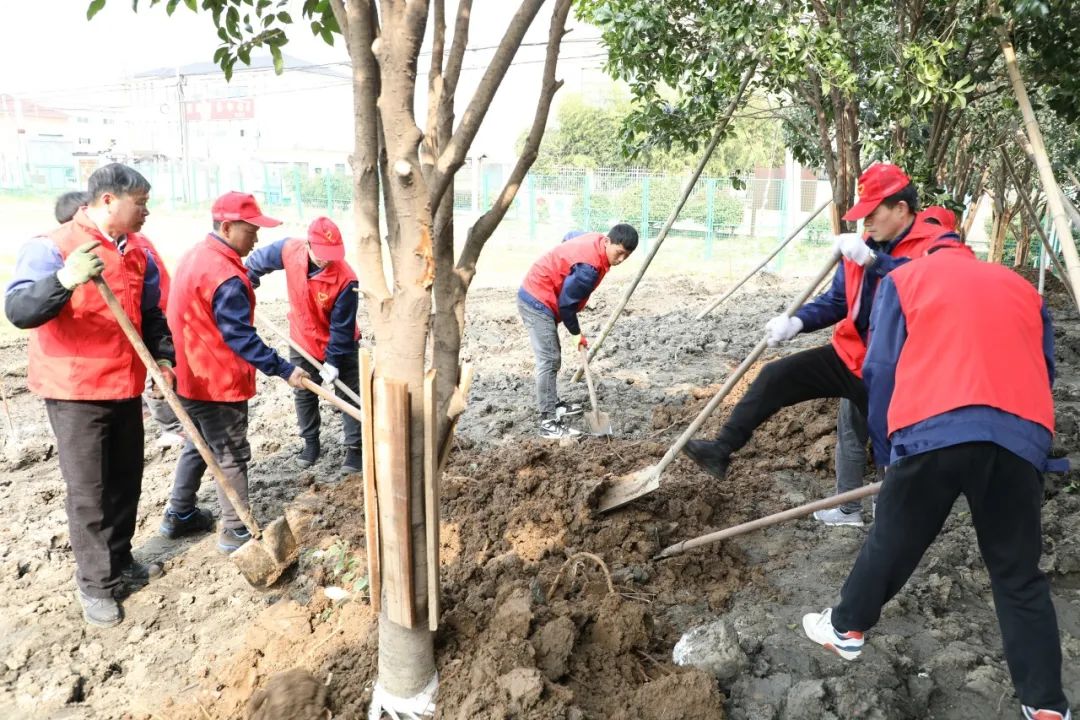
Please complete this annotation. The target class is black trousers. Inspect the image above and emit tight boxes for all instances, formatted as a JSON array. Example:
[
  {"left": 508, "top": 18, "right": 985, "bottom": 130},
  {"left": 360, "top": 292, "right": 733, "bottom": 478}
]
[
  {"left": 169, "top": 398, "right": 250, "bottom": 531},
  {"left": 716, "top": 344, "right": 867, "bottom": 453},
  {"left": 833, "top": 443, "right": 1067, "bottom": 711},
  {"left": 289, "top": 349, "right": 361, "bottom": 448},
  {"left": 45, "top": 398, "right": 143, "bottom": 599}
]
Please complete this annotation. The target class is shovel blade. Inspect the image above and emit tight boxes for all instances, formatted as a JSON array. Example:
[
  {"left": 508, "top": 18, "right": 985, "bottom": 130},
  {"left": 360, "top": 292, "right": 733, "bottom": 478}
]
[
  {"left": 230, "top": 517, "right": 298, "bottom": 588},
  {"left": 598, "top": 465, "right": 661, "bottom": 513},
  {"left": 586, "top": 409, "right": 613, "bottom": 436}
]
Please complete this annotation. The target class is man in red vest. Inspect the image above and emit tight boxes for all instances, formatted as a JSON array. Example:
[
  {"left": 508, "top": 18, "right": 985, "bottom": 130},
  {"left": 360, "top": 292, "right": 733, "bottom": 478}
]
[
  {"left": 245, "top": 216, "right": 361, "bottom": 476},
  {"left": 5, "top": 164, "right": 174, "bottom": 627},
  {"left": 683, "top": 164, "right": 955, "bottom": 510},
  {"left": 518, "top": 223, "right": 639, "bottom": 438},
  {"left": 802, "top": 239, "right": 1071, "bottom": 720},
  {"left": 918, "top": 205, "right": 958, "bottom": 231},
  {"left": 161, "top": 192, "right": 309, "bottom": 554},
  {"left": 55, "top": 191, "right": 184, "bottom": 449}
]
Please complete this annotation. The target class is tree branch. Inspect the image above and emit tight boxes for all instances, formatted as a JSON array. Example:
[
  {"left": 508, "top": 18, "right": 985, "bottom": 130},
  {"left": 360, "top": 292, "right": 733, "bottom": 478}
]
[
  {"left": 328, "top": 0, "right": 349, "bottom": 47},
  {"left": 429, "top": 0, "right": 546, "bottom": 210},
  {"left": 444, "top": 0, "right": 473, "bottom": 97},
  {"left": 457, "top": 0, "right": 572, "bottom": 276},
  {"left": 421, "top": 0, "right": 446, "bottom": 172}
]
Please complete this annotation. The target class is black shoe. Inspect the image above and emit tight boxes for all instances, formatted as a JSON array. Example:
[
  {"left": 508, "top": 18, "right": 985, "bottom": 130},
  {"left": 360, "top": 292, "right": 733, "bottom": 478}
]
[
  {"left": 297, "top": 438, "right": 321, "bottom": 468},
  {"left": 119, "top": 560, "right": 163, "bottom": 584},
  {"left": 78, "top": 590, "right": 122, "bottom": 628},
  {"left": 341, "top": 446, "right": 362, "bottom": 474},
  {"left": 218, "top": 527, "right": 252, "bottom": 554},
  {"left": 555, "top": 400, "right": 584, "bottom": 418},
  {"left": 682, "top": 439, "right": 731, "bottom": 480},
  {"left": 159, "top": 507, "right": 215, "bottom": 539}
]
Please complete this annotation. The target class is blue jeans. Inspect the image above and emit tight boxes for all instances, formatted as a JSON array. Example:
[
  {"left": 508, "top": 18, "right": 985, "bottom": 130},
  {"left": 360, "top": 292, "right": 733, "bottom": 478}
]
[
  {"left": 518, "top": 296, "right": 561, "bottom": 417},
  {"left": 835, "top": 398, "right": 870, "bottom": 512}
]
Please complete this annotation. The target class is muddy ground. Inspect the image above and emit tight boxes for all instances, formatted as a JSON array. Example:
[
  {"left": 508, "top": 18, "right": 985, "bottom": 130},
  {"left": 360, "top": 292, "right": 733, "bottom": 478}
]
[{"left": 1, "top": 268, "right": 1078, "bottom": 719}]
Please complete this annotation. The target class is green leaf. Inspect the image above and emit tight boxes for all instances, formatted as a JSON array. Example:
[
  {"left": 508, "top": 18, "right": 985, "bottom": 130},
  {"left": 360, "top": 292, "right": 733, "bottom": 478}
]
[
  {"left": 184, "top": 0, "right": 196, "bottom": 10},
  {"left": 277, "top": 11, "right": 292, "bottom": 23},
  {"left": 87, "top": 0, "right": 107, "bottom": 20},
  {"left": 166, "top": 0, "right": 179, "bottom": 15}
]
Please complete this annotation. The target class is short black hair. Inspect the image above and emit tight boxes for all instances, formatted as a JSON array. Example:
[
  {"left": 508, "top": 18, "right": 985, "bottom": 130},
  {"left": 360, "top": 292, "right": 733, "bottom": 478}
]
[
  {"left": 879, "top": 182, "right": 919, "bottom": 215},
  {"left": 607, "top": 223, "right": 639, "bottom": 252},
  {"left": 54, "top": 191, "right": 91, "bottom": 224},
  {"left": 213, "top": 220, "right": 223, "bottom": 232},
  {"left": 87, "top": 163, "right": 151, "bottom": 202}
]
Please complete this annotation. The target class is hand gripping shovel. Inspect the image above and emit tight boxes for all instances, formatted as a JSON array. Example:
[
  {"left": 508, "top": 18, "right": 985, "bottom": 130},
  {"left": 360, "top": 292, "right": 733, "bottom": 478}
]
[
  {"left": 93, "top": 277, "right": 297, "bottom": 588},
  {"left": 580, "top": 346, "right": 612, "bottom": 436},
  {"left": 597, "top": 249, "right": 842, "bottom": 512}
]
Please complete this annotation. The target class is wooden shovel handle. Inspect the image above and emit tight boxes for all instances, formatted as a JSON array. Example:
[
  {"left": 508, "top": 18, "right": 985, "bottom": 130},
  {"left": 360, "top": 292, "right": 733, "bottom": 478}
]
[
  {"left": 92, "top": 277, "right": 263, "bottom": 537},
  {"left": 579, "top": 346, "right": 601, "bottom": 415},
  {"left": 299, "top": 378, "right": 364, "bottom": 423}
]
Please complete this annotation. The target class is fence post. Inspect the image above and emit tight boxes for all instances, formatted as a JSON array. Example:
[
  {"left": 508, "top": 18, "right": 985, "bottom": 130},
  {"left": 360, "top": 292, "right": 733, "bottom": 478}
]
[
  {"left": 583, "top": 172, "right": 592, "bottom": 230},
  {"left": 293, "top": 165, "right": 303, "bottom": 218},
  {"left": 640, "top": 176, "right": 650, "bottom": 251},
  {"left": 168, "top": 162, "right": 176, "bottom": 210},
  {"left": 527, "top": 173, "right": 537, "bottom": 243},
  {"left": 774, "top": 179, "right": 788, "bottom": 272},
  {"left": 705, "top": 177, "right": 717, "bottom": 260},
  {"left": 326, "top": 173, "right": 334, "bottom": 213}
]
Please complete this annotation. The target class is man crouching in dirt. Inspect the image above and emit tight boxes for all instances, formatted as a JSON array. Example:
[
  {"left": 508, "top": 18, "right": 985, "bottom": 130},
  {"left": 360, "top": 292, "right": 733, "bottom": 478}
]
[
  {"left": 682, "top": 163, "right": 955, "bottom": 492},
  {"left": 518, "top": 224, "right": 638, "bottom": 439},
  {"left": 802, "top": 238, "right": 1072, "bottom": 720},
  {"left": 245, "top": 217, "right": 362, "bottom": 477},
  {"left": 159, "top": 192, "right": 309, "bottom": 554},
  {"left": 5, "top": 164, "right": 173, "bottom": 628}
]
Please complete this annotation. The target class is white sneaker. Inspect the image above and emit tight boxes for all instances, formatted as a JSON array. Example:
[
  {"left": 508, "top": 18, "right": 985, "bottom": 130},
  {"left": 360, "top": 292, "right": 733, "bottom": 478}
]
[
  {"left": 539, "top": 418, "right": 582, "bottom": 439},
  {"left": 155, "top": 431, "right": 186, "bottom": 449},
  {"left": 802, "top": 608, "right": 864, "bottom": 660},
  {"left": 813, "top": 506, "right": 865, "bottom": 527}
]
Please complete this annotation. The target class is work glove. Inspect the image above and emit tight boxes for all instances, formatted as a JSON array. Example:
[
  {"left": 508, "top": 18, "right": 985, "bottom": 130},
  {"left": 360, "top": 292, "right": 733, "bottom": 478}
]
[
  {"left": 765, "top": 314, "right": 803, "bottom": 347},
  {"left": 149, "top": 360, "right": 176, "bottom": 399},
  {"left": 834, "top": 233, "right": 874, "bottom": 267},
  {"left": 320, "top": 362, "right": 339, "bottom": 386},
  {"left": 570, "top": 333, "right": 588, "bottom": 350},
  {"left": 286, "top": 366, "right": 311, "bottom": 389},
  {"left": 57, "top": 240, "right": 105, "bottom": 290}
]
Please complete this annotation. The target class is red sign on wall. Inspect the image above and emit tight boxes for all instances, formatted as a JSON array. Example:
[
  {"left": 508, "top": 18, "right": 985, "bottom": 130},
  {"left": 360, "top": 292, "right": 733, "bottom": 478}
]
[{"left": 185, "top": 99, "right": 255, "bottom": 122}]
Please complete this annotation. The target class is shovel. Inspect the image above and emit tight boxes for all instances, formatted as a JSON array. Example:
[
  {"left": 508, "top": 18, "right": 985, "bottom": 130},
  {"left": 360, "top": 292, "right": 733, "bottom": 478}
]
[
  {"left": 579, "top": 346, "right": 612, "bottom": 436},
  {"left": 93, "top": 277, "right": 298, "bottom": 588},
  {"left": 654, "top": 481, "right": 882, "bottom": 559},
  {"left": 597, "top": 249, "right": 842, "bottom": 512}
]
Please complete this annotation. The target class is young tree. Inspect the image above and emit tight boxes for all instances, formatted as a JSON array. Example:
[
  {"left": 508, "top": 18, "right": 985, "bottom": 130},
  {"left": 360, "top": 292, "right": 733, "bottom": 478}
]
[{"left": 87, "top": 0, "right": 573, "bottom": 712}]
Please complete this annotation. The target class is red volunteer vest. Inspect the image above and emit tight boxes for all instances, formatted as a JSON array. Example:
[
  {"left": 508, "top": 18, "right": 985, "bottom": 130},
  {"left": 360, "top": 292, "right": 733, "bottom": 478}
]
[
  {"left": 168, "top": 235, "right": 257, "bottom": 402},
  {"left": 521, "top": 233, "right": 612, "bottom": 320},
  {"left": 126, "top": 234, "right": 170, "bottom": 311},
  {"left": 282, "top": 239, "right": 359, "bottom": 361},
  {"left": 887, "top": 243, "right": 1054, "bottom": 435},
  {"left": 28, "top": 212, "right": 150, "bottom": 400},
  {"left": 832, "top": 218, "right": 954, "bottom": 377}
]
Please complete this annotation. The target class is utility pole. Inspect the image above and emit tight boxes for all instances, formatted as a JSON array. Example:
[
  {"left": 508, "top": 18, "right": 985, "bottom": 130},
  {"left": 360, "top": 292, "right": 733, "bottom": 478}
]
[{"left": 176, "top": 69, "right": 191, "bottom": 203}]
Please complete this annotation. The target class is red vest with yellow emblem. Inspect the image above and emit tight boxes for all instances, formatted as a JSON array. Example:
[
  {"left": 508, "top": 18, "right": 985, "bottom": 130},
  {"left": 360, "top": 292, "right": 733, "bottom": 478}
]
[{"left": 282, "top": 238, "right": 359, "bottom": 361}]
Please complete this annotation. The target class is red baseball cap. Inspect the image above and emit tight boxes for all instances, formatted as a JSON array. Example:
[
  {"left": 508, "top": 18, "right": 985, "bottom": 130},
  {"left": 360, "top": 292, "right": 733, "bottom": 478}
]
[
  {"left": 211, "top": 191, "right": 281, "bottom": 228},
  {"left": 842, "top": 163, "right": 912, "bottom": 221},
  {"left": 918, "top": 206, "right": 958, "bottom": 231},
  {"left": 307, "top": 216, "right": 345, "bottom": 262}
]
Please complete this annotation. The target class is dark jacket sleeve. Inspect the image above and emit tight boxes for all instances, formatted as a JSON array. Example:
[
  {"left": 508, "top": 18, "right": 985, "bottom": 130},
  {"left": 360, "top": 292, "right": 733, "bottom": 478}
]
[
  {"left": 324, "top": 281, "right": 359, "bottom": 367},
  {"left": 1042, "top": 301, "right": 1055, "bottom": 387},
  {"left": 139, "top": 253, "right": 175, "bottom": 364},
  {"left": 557, "top": 263, "right": 601, "bottom": 335},
  {"left": 793, "top": 264, "right": 848, "bottom": 332},
  {"left": 212, "top": 278, "right": 295, "bottom": 379},
  {"left": 244, "top": 239, "right": 288, "bottom": 288},
  {"left": 4, "top": 238, "right": 73, "bottom": 329},
  {"left": 862, "top": 276, "right": 907, "bottom": 466}
]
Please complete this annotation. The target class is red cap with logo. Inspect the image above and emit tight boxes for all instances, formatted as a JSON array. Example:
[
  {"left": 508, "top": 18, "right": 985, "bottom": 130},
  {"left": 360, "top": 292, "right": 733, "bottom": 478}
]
[
  {"left": 918, "top": 206, "right": 957, "bottom": 231},
  {"left": 842, "top": 163, "right": 912, "bottom": 221},
  {"left": 211, "top": 191, "right": 281, "bottom": 228},
  {"left": 307, "top": 216, "right": 345, "bottom": 262}
]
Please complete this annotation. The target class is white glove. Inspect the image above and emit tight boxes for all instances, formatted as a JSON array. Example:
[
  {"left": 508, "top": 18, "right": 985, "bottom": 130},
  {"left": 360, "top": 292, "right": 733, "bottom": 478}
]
[
  {"left": 320, "top": 363, "right": 339, "bottom": 386},
  {"left": 765, "top": 314, "right": 803, "bottom": 347},
  {"left": 834, "top": 233, "right": 874, "bottom": 267}
]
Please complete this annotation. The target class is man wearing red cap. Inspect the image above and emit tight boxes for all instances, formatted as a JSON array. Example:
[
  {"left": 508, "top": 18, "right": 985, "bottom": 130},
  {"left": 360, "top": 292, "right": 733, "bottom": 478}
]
[
  {"left": 683, "top": 164, "right": 956, "bottom": 508},
  {"left": 803, "top": 237, "right": 1071, "bottom": 720},
  {"left": 160, "top": 191, "right": 310, "bottom": 555},
  {"left": 245, "top": 216, "right": 362, "bottom": 476}
]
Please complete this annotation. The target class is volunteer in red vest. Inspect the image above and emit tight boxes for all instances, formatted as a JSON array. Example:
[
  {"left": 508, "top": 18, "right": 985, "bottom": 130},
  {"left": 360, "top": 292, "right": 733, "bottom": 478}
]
[
  {"left": 160, "top": 192, "right": 309, "bottom": 555},
  {"left": 518, "top": 224, "right": 639, "bottom": 438},
  {"left": 5, "top": 164, "right": 173, "bottom": 628},
  {"left": 683, "top": 163, "right": 956, "bottom": 491},
  {"left": 245, "top": 216, "right": 361, "bottom": 476},
  {"left": 803, "top": 240, "right": 1071, "bottom": 720},
  {"left": 54, "top": 191, "right": 184, "bottom": 449}
]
